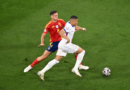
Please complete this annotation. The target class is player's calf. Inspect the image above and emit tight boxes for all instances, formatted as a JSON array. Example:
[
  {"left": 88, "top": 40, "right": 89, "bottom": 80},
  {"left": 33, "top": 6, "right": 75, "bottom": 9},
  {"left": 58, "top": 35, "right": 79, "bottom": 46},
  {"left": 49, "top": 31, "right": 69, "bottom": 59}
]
[
  {"left": 40, "top": 59, "right": 59, "bottom": 73},
  {"left": 77, "top": 50, "right": 85, "bottom": 61},
  {"left": 73, "top": 50, "right": 85, "bottom": 69}
]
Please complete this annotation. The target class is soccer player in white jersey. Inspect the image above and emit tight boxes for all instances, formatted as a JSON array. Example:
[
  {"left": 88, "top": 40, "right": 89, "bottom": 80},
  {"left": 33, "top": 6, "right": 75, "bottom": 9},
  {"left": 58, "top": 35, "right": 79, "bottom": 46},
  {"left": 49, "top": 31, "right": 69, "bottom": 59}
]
[{"left": 37, "top": 15, "right": 89, "bottom": 81}]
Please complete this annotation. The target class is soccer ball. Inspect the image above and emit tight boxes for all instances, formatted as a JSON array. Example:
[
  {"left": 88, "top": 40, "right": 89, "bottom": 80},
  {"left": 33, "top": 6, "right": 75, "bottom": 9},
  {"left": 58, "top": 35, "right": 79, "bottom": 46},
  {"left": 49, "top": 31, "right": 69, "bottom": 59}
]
[{"left": 102, "top": 67, "right": 111, "bottom": 76}]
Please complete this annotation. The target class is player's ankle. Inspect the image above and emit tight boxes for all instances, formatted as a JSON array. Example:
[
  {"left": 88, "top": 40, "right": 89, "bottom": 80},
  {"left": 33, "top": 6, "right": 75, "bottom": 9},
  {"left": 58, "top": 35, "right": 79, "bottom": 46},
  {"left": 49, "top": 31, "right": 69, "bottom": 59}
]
[{"left": 30, "top": 65, "right": 33, "bottom": 67}]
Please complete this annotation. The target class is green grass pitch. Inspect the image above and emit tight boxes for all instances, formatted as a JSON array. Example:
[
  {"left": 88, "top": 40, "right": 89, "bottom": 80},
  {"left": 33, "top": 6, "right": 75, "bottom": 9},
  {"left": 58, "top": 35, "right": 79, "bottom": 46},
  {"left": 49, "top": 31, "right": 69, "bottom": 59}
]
[{"left": 0, "top": 0, "right": 130, "bottom": 90}]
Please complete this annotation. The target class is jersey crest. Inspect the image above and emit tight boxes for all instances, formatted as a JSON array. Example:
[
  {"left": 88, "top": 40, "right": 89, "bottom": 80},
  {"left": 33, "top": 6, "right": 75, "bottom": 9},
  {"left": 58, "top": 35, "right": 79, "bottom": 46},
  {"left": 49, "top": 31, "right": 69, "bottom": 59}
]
[
  {"left": 56, "top": 25, "right": 59, "bottom": 29},
  {"left": 66, "top": 27, "right": 69, "bottom": 30}
]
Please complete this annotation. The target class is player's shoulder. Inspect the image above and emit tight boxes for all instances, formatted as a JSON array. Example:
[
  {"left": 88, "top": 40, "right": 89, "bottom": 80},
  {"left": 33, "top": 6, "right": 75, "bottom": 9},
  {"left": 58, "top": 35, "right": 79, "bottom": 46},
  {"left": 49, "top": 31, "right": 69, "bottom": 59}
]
[
  {"left": 45, "top": 20, "right": 52, "bottom": 28},
  {"left": 58, "top": 19, "right": 65, "bottom": 22},
  {"left": 64, "top": 22, "right": 72, "bottom": 31},
  {"left": 65, "top": 21, "right": 71, "bottom": 27}
]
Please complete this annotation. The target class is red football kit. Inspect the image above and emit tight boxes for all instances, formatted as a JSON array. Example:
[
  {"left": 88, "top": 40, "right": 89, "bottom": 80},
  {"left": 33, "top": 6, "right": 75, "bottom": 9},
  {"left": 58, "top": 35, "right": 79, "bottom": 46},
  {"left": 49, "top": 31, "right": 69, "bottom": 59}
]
[
  {"left": 43, "top": 19, "right": 66, "bottom": 42},
  {"left": 28, "top": 19, "right": 81, "bottom": 68}
]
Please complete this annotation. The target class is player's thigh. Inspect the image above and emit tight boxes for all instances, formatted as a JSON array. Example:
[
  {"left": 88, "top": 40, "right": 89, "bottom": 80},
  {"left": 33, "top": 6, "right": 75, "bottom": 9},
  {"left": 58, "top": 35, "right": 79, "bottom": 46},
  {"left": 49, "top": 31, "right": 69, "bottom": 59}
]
[
  {"left": 40, "top": 41, "right": 59, "bottom": 59},
  {"left": 65, "top": 43, "right": 79, "bottom": 53},
  {"left": 42, "top": 50, "right": 52, "bottom": 58},
  {"left": 56, "top": 48, "right": 67, "bottom": 57},
  {"left": 74, "top": 47, "right": 84, "bottom": 54}
]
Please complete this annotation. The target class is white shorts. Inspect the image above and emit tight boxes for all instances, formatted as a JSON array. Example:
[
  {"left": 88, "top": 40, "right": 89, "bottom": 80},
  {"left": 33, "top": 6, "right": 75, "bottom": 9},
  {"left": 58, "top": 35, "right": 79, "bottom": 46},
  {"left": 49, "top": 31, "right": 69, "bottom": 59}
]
[{"left": 56, "top": 42, "right": 79, "bottom": 57}]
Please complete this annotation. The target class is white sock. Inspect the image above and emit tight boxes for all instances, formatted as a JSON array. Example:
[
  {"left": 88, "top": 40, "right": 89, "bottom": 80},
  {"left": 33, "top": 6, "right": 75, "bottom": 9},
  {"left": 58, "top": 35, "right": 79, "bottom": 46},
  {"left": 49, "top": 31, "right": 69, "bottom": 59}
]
[
  {"left": 74, "top": 50, "right": 85, "bottom": 69},
  {"left": 41, "top": 59, "right": 59, "bottom": 73}
]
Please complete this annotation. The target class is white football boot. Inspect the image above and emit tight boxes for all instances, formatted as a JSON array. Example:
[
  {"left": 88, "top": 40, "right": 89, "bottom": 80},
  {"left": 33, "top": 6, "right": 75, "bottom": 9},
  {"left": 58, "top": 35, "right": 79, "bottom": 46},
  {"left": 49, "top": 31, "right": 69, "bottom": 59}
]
[
  {"left": 78, "top": 65, "right": 89, "bottom": 70},
  {"left": 72, "top": 68, "right": 82, "bottom": 77},
  {"left": 24, "top": 65, "right": 32, "bottom": 73},
  {"left": 37, "top": 71, "right": 45, "bottom": 81}
]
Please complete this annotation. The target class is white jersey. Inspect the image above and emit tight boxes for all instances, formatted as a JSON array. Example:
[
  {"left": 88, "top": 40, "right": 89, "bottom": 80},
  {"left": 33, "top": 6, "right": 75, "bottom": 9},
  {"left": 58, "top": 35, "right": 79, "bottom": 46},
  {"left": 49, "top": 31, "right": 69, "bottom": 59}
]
[
  {"left": 62, "top": 21, "right": 75, "bottom": 43},
  {"left": 57, "top": 21, "right": 79, "bottom": 56}
]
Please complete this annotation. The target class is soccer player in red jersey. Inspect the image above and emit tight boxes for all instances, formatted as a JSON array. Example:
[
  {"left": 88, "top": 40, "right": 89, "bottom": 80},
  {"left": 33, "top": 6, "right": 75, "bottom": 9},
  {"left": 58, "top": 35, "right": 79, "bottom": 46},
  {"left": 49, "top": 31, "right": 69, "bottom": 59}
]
[{"left": 24, "top": 10, "right": 88, "bottom": 73}]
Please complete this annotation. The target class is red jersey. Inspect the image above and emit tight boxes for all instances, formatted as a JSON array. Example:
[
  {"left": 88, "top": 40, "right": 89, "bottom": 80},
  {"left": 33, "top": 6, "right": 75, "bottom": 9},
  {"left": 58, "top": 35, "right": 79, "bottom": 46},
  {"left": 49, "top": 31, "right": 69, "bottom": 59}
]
[{"left": 43, "top": 19, "right": 66, "bottom": 42}]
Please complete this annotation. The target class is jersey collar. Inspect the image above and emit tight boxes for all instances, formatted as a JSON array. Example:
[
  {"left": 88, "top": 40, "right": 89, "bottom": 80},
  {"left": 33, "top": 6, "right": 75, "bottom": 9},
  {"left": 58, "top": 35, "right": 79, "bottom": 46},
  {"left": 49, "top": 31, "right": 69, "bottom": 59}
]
[
  {"left": 68, "top": 22, "right": 74, "bottom": 27},
  {"left": 51, "top": 19, "right": 58, "bottom": 23}
]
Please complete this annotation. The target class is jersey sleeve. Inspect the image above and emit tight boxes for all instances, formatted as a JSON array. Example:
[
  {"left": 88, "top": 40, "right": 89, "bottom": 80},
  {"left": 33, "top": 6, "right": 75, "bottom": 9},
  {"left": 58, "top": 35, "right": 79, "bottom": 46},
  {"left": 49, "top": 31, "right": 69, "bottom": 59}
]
[
  {"left": 43, "top": 24, "right": 50, "bottom": 34},
  {"left": 43, "top": 28, "right": 48, "bottom": 34},
  {"left": 64, "top": 24, "right": 71, "bottom": 33}
]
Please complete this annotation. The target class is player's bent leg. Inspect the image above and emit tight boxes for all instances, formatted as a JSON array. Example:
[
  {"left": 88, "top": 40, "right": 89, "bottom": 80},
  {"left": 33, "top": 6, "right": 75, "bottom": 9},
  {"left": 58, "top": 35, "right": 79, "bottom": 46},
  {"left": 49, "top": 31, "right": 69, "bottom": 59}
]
[
  {"left": 55, "top": 55, "right": 63, "bottom": 61},
  {"left": 38, "top": 49, "right": 66, "bottom": 80},
  {"left": 24, "top": 50, "right": 52, "bottom": 73},
  {"left": 73, "top": 47, "right": 85, "bottom": 69},
  {"left": 40, "top": 59, "right": 60, "bottom": 73},
  {"left": 37, "top": 50, "right": 52, "bottom": 62},
  {"left": 71, "top": 47, "right": 85, "bottom": 76},
  {"left": 74, "top": 47, "right": 84, "bottom": 54},
  {"left": 38, "top": 59, "right": 60, "bottom": 81},
  {"left": 75, "top": 53, "right": 82, "bottom": 65},
  {"left": 74, "top": 47, "right": 89, "bottom": 70},
  {"left": 40, "top": 55, "right": 63, "bottom": 74}
]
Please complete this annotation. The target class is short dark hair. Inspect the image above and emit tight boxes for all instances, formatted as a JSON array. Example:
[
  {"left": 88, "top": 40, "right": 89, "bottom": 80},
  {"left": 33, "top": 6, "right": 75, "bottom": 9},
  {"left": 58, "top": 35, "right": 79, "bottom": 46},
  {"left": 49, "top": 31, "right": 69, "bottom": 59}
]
[
  {"left": 50, "top": 10, "right": 57, "bottom": 15},
  {"left": 70, "top": 15, "right": 78, "bottom": 19}
]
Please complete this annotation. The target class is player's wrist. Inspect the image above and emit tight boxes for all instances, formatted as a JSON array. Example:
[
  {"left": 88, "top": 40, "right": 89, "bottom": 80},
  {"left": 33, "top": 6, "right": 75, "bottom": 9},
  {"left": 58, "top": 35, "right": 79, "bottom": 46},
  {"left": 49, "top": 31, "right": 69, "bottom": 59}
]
[
  {"left": 40, "top": 43, "right": 44, "bottom": 45},
  {"left": 82, "top": 28, "right": 85, "bottom": 31}
]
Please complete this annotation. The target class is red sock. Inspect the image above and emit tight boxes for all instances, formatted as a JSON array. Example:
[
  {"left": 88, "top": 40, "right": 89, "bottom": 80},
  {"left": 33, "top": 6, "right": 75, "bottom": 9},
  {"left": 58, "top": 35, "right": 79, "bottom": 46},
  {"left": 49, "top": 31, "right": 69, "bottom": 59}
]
[
  {"left": 75, "top": 54, "right": 81, "bottom": 65},
  {"left": 30, "top": 59, "right": 40, "bottom": 67},
  {"left": 75, "top": 54, "right": 77, "bottom": 60}
]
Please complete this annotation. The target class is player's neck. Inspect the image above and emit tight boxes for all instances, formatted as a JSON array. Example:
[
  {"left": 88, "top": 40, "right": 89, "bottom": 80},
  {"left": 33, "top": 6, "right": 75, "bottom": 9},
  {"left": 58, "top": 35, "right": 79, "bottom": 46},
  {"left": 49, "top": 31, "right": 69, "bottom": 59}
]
[
  {"left": 51, "top": 19, "right": 57, "bottom": 22},
  {"left": 69, "top": 22, "right": 75, "bottom": 27}
]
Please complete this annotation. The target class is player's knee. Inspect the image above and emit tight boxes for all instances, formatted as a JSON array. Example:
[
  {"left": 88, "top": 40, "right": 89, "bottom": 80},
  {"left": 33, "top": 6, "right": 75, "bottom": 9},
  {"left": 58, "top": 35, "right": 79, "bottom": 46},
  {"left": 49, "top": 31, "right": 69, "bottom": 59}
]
[
  {"left": 54, "top": 59, "right": 60, "bottom": 64},
  {"left": 81, "top": 50, "right": 85, "bottom": 54},
  {"left": 77, "top": 50, "right": 85, "bottom": 56},
  {"left": 37, "top": 57, "right": 41, "bottom": 61}
]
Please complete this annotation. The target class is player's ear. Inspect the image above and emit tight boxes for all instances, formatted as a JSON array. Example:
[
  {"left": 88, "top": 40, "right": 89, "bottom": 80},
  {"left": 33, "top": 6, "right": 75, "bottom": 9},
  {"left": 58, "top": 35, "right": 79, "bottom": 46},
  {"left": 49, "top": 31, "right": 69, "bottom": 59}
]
[{"left": 51, "top": 15, "right": 53, "bottom": 19}]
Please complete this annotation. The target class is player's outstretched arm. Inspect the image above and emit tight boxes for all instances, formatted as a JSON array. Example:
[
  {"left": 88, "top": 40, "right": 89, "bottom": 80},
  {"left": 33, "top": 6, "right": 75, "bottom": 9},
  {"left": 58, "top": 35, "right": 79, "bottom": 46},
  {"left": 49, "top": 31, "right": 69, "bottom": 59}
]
[
  {"left": 59, "top": 29, "right": 70, "bottom": 43},
  {"left": 75, "top": 26, "right": 86, "bottom": 32},
  {"left": 38, "top": 33, "right": 46, "bottom": 47}
]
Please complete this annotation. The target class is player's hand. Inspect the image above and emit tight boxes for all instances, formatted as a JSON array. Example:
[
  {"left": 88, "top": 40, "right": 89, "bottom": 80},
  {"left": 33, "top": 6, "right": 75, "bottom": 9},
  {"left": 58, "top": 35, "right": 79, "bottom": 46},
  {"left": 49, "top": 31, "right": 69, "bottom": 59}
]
[
  {"left": 83, "top": 28, "right": 86, "bottom": 32},
  {"left": 38, "top": 44, "right": 45, "bottom": 47},
  {"left": 66, "top": 38, "right": 70, "bottom": 44}
]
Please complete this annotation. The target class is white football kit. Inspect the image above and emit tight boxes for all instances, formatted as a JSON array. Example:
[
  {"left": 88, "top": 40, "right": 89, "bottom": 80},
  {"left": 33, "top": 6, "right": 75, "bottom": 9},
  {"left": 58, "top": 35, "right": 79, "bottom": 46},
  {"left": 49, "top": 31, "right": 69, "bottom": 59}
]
[{"left": 56, "top": 21, "right": 79, "bottom": 56}]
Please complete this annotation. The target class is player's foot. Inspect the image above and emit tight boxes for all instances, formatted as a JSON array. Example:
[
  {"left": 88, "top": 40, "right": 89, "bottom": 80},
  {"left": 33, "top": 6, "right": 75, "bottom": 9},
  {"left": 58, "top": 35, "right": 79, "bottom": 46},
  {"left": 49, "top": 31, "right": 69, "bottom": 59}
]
[
  {"left": 72, "top": 68, "right": 82, "bottom": 77},
  {"left": 78, "top": 65, "right": 89, "bottom": 70},
  {"left": 37, "top": 71, "right": 44, "bottom": 81},
  {"left": 24, "top": 65, "right": 32, "bottom": 73}
]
